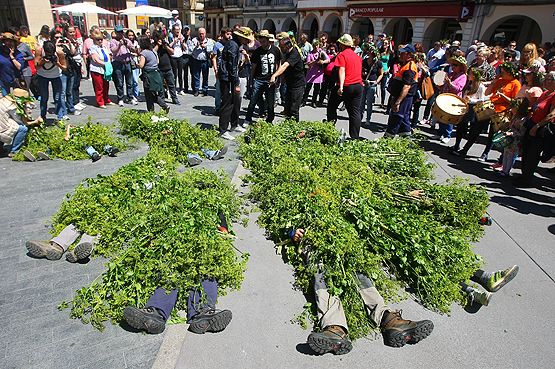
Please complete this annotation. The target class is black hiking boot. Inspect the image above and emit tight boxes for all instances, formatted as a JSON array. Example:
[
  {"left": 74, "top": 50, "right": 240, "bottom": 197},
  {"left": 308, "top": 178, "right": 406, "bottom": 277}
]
[
  {"left": 123, "top": 306, "right": 166, "bottom": 334},
  {"left": 188, "top": 309, "right": 232, "bottom": 334}
]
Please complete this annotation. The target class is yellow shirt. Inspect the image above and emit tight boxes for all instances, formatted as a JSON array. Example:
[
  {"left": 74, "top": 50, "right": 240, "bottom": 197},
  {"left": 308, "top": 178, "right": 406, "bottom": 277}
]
[{"left": 19, "top": 35, "right": 38, "bottom": 53}]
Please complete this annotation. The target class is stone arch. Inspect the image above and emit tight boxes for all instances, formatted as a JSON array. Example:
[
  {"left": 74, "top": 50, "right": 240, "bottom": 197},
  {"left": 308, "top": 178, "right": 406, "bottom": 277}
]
[
  {"left": 246, "top": 19, "right": 258, "bottom": 32},
  {"left": 262, "top": 19, "right": 276, "bottom": 34},
  {"left": 322, "top": 13, "right": 342, "bottom": 41},
  {"left": 384, "top": 18, "right": 413, "bottom": 45},
  {"left": 302, "top": 14, "right": 319, "bottom": 41},
  {"left": 350, "top": 18, "right": 374, "bottom": 41},
  {"left": 282, "top": 17, "right": 297, "bottom": 34},
  {"left": 481, "top": 15, "right": 542, "bottom": 47},
  {"left": 422, "top": 18, "right": 463, "bottom": 50}
]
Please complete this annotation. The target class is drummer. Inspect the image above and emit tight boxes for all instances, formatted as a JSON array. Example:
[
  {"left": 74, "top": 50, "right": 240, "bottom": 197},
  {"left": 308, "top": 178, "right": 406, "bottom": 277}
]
[
  {"left": 457, "top": 62, "right": 522, "bottom": 162},
  {"left": 433, "top": 55, "right": 467, "bottom": 144}
]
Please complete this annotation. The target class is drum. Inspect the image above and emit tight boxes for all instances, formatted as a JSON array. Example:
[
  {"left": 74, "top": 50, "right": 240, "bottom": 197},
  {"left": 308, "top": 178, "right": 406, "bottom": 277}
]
[
  {"left": 433, "top": 70, "right": 447, "bottom": 86},
  {"left": 431, "top": 93, "right": 468, "bottom": 125},
  {"left": 491, "top": 112, "right": 510, "bottom": 131},
  {"left": 473, "top": 101, "right": 495, "bottom": 121}
]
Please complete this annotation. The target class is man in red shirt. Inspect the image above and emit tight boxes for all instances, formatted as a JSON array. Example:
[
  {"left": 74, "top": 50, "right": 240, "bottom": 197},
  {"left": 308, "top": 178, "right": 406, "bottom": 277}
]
[
  {"left": 326, "top": 34, "right": 363, "bottom": 139},
  {"left": 384, "top": 44, "right": 418, "bottom": 137}
]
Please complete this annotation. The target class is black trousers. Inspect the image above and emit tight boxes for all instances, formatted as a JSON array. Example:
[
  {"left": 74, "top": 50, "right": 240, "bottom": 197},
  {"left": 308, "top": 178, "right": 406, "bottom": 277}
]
[
  {"left": 182, "top": 55, "right": 192, "bottom": 91},
  {"left": 461, "top": 118, "right": 495, "bottom": 155},
  {"left": 284, "top": 84, "right": 304, "bottom": 121},
  {"left": 327, "top": 84, "right": 363, "bottom": 139},
  {"left": 520, "top": 122, "right": 545, "bottom": 180},
  {"left": 145, "top": 89, "right": 168, "bottom": 112},
  {"left": 303, "top": 82, "right": 321, "bottom": 105},
  {"left": 170, "top": 56, "right": 185, "bottom": 91},
  {"left": 159, "top": 69, "right": 178, "bottom": 101},
  {"left": 219, "top": 79, "right": 241, "bottom": 134}
]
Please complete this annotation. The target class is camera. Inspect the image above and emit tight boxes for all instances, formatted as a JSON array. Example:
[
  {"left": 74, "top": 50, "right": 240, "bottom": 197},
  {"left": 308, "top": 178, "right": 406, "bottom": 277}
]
[{"left": 44, "top": 53, "right": 58, "bottom": 63}]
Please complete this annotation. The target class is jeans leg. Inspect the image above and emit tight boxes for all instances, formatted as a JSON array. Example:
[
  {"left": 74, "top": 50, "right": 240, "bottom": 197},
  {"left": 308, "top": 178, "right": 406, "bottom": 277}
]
[
  {"left": 201, "top": 60, "right": 209, "bottom": 93},
  {"left": 51, "top": 224, "right": 81, "bottom": 251},
  {"left": 183, "top": 55, "right": 190, "bottom": 91},
  {"left": 132, "top": 69, "right": 140, "bottom": 98},
  {"left": 65, "top": 73, "right": 75, "bottom": 113},
  {"left": 187, "top": 279, "right": 218, "bottom": 321},
  {"left": 145, "top": 287, "right": 178, "bottom": 321},
  {"left": 52, "top": 77, "right": 64, "bottom": 118},
  {"left": 438, "top": 123, "right": 453, "bottom": 138},
  {"left": 72, "top": 70, "right": 82, "bottom": 105},
  {"left": 38, "top": 76, "right": 49, "bottom": 118},
  {"left": 112, "top": 61, "right": 125, "bottom": 102},
  {"left": 192, "top": 59, "right": 200, "bottom": 92},
  {"left": 214, "top": 79, "right": 221, "bottom": 111},
  {"left": 10, "top": 124, "right": 28, "bottom": 153},
  {"left": 124, "top": 63, "right": 133, "bottom": 100},
  {"left": 246, "top": 79, "right": 263, "bottom": 122}
]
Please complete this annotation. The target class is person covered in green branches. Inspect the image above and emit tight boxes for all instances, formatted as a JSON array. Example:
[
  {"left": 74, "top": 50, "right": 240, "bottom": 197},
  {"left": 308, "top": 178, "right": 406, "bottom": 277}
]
[{"left": 285, "top": 228, "right": 434, "bottom": 355}]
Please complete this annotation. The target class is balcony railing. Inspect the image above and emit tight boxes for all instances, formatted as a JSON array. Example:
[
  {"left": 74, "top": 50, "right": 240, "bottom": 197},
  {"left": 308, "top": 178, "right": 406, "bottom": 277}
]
[
  {"left": 224, "top": 0, "right": 241, "bottom": 6},
  {"left": 204, "top": 0, "right": 223, "bottom": 9},
  {"left": 245, "top": 0, "right": 295, "bottom": 7}
]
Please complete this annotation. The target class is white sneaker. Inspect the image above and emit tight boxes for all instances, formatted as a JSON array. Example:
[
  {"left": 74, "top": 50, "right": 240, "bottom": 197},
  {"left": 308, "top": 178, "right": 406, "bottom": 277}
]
[
  {"left": 440, "top": 136, "right": 451, "bottom": 144},
  {"left": 74, "top": 103, "right": 85, "bottom": 111},
  {"left": 61, "top": 115, "right": 70, "bottom": 120},
  {"left": 179, "top": 90, "right": 187, "bottom": 96},
  {"left": 72, "top": 110, "right": 81, "bottom": 116},
  {"left": 233, "top": 125, "right": 247, "bottom": 133},
  {"left": 131, "top": 97, "right": 138, "bottom": 105},
  {"left": 118, "top": 100, "right": 124, "bottom": 107},
  {"left": 221, "top": 131, "right": 235, "bottom": 140}
]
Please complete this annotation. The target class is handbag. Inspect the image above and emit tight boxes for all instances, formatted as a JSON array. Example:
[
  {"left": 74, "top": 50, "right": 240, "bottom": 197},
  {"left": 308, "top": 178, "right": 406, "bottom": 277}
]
[{"left": 421, "top": 76, "right": 434, "bottom": 100}]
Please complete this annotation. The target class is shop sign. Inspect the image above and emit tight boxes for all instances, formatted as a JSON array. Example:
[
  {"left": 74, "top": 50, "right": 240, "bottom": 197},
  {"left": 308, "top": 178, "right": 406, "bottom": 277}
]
[{"left": 349, "top": 1, "right": 474, "bottom": 21}]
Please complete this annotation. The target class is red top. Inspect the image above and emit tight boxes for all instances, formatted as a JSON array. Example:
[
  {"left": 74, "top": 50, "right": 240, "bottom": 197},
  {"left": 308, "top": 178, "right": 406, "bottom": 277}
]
[
  {"left": 335, "top": 48, "right": 362, "bottom": 86},
  {"left": 531, "top": 90, "right": 555, "bottom": 124}
]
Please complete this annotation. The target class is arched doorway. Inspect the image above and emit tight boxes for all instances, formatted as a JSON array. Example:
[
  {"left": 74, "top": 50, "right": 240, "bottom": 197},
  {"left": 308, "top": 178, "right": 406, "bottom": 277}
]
[
  {"left": 482, "top": 16, "right": 542, "bottom": 47},
  {"left": 423, "top": 19, "right": 462, "bottom": 50},
  {"left": 350, "top": 18, "right": 374, "bottom": 41},
  {"left": 282, "top": 17, "right": 297, "bottom": 35},
  {"left": 302, "top": 14, "right": 319, "bottom": 41},
  {"left": 247, "top": 19, "right": 258, "bottom": 32},
  {"left": 384, "top": 18, "right": 413, "bottom": 45},
  {"left": 323, "top": 14, "right": 342, "bottom": 41},
  {"left": 262, "top": 19, "right": 276, "bottom": 34}
]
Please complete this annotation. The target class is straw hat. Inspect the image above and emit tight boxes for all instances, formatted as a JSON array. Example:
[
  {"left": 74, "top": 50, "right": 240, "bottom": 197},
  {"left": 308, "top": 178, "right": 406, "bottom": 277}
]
[
  {"left": 233, "top": 26, "right": 255, "bottom": 41},
  {"left": 337, "top": 34, "right": 354, "bottom": 47},
  {"left": 5, "top": 88, "right": 30, "bottom": 103},
  {"left": 1, "top": 32, "right": 19, "bottom": 42},
  {"left": 257, "top": 30, "right": 274, "bottom": 40},
  {"left": 448, "top": 55, "right": 468, "bottom": 71},
  {"left": 276, "top": 32, "right": 290, "bottom": 40}
]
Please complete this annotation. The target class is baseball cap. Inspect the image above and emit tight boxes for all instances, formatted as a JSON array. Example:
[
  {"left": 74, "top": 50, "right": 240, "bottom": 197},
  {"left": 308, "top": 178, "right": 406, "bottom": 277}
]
[{"left": 171, "top": 10, "right": 179, "bottom": 15}]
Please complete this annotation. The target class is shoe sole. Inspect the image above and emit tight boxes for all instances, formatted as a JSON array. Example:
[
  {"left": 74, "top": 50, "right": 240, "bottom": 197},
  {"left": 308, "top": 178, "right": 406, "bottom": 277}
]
[
  {"left": 23, "top": 151, "right": 36, "bottom": 162},
  {"left": 187, "top": 157, "right": 202, "bottom": 166},
  {"left": 123, "top": 307, "right": 166, "bottom": 334},
  {"left": 66, "top": 242, "right": 93, "bottom": 263},
  {"left": 307, "top": 332, "right": 352, "bottom": 355},
  {"left": 37, "top": 152, "right": 51, "bottom": 160},
  {"left": 188, "top": 310, "right": 232, "bottom": 334},
  {"left": 383, "top": 320, "right": 434, "bottom": 348},
  {"left": 26, "top": 241, "right": 63, "bottom": 260},
  {"left": 489, "top": 265, "right": 519, "bottom": 292}
]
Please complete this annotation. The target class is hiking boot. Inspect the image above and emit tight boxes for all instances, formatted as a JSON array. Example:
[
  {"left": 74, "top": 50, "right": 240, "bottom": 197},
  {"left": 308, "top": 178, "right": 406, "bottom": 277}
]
[
  {"left": 484, "top": 265, "right": 519, "bottom": 292},
  {"left": 66, "top": 241, "right": 94, "bottom": 263},
  {"left": 210, "top": 145, "right": 228, "bottom": 161},
  {"left": 26, "top": 240, "right": 64, "bottom": 260},
  {"left": 467, "top": 287, "right": 493, "bottom": 306},
  {"left": 91, "top": 152, "right": 101, "bottom": 162},
  {"left": 123, "top": 306, "right": 166, "bottom": 334},
  {"left": 37, "top": 152, "right": 51, "bottom": 160},
  {"left": 307, "top": 325, "right": 352, "bottom": 355},
  {"left": 188, "top": 309, "right": 232, "bottom": 334},
  {"left": 380, "top": 310, "right": 434, "bottom": 348},
  {"left": 104, "top": 145, "right": 120, "bottom": 157}
]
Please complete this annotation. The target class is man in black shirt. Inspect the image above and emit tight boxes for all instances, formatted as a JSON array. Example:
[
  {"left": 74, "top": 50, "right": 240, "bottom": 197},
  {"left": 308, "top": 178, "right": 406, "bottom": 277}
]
[
  {"left": 245, "top": 30, "right": 281, "bottom": 124},
  {"left": 270, "top": 35, "right": 306, "bottom": 121}
]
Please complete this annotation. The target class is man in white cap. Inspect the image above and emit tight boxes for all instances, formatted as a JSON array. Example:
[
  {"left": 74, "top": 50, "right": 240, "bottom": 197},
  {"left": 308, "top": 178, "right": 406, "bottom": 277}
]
[
  {"left": 326, "top": 34, "right": 363, "bottom": 139},
  {"left": 168, "top": 10, "right": 182, "bottom": 39}
]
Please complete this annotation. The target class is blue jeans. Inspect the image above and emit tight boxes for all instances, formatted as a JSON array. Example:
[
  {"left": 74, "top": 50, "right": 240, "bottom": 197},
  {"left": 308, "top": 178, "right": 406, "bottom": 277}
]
[
  {"left": 214, "top": 79, "right": 221, "bottom": 111},
  {"left": 5, "top": 123, "right": 28, "bottom": 153},
  {"left": 72, "top": 69, "right": 82, "bottom": 105},
  {"left": 112, "top": 61, "right": 134, "bottom": 102},
  {"left": 61, "top": 73, "right": 75, "bottom": 113},
  {"left": 0, "top": 81, "right": 10, "bottom": 96},
  {"left": 132, "top": 68, "right": 140, "bottom": 98},
  {"left": 437, "top": 123, "right": 453, "bottom": 138},
  {"left": 245, "top": 79, "right": 275, "bottom": 123},
  {"left": 361, "top": 82, "right": 377, "bottom": 123},
  {"left": 38, "top": 75, "right": 64, "bottom": 119},
  {"left": 191, "top": 59, "right": 209, "bottom": 93},
  {"left": 386, "top": 95, "right": 413, "bottom": 136}
]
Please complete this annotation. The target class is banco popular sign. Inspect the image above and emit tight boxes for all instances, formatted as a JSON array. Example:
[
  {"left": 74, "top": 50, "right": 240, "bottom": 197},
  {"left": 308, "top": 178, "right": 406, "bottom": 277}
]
[{"left": 349, "top": 1, "right": 474, "bottom": 21}]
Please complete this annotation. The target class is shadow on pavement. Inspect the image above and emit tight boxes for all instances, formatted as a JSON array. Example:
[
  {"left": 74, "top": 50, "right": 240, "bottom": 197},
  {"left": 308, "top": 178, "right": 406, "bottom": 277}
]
[{"left": 295, "top": 343, "right": 318, "bottom": 356}]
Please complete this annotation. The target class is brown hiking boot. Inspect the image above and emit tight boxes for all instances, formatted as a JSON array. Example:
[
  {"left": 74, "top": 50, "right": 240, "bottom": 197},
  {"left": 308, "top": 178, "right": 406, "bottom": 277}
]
[
  {"left": 380, "top": 310, "right": 433, "bottom": 348},
  {"left": 66, "top": 241, "right": 94, "bottom": 263},
  {"left": 307, "top": 325, "right": 352, "bottom": 355},
  {"left": 25, "top": 240, "right": 64, "bottom": 260}
]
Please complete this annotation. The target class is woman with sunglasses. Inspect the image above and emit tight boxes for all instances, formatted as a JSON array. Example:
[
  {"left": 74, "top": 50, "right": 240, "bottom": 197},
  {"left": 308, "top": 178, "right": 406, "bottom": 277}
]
[{"left": 88, "top": 29, "right": 113, "bottom": 108}]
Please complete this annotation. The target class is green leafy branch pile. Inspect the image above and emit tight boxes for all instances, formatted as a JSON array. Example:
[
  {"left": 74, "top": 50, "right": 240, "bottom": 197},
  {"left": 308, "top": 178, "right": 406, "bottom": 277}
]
[
  {"left": 56, "top": 150, "right": 247, "bottom": 330},
  {"left": 119, "top": 109, "right": 223, "bottom": 163},
  {"left": 239, "top": 120, "right": 488, "bottom": 339},
  {"left": 13, "top": 119, "right": 128, "bottom": 161}
]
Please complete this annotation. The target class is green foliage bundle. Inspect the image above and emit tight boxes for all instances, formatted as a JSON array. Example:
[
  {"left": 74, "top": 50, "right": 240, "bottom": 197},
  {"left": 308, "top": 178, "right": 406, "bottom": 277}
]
[
  {"left": 55, "top": 150, "right": 247, "bottom": 330},
  {"left": 118, "top": 109, "right": 223, "bottom": 163},
  {"left": 13, "top": 120, "right": 127, "bottom": 161},
  {"left": 239, "top": 120, "right": 489, "bottom": 339}
]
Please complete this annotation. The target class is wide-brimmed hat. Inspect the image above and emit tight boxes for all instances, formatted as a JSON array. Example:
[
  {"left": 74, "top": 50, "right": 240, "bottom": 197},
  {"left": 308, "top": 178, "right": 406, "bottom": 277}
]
[
  {"left": 448, "top": 55, "right": 468, "bottom": 71},
  {"left": 257, "top": 30, "right": 274, "bottom": 40},
  {"left": 233, "top": 26, "right": 254, "bottom": 41},
  {"left": 5, "top": 88, "right": 30, "bottom": 102},
  {"left": 276, "top": 32, "right": 290, "bottom": 41},
  {"left": 337, "top": 34, "right": 354, "bottom": 47},
  {"left": 1, "top": 32, "right": 19, "bottom": 42}
]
